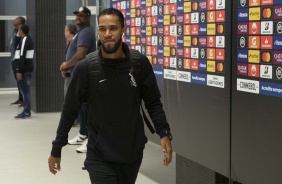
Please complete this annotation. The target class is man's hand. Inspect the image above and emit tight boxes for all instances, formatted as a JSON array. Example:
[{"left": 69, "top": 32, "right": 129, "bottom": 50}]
[
  {"left": 16, "top": 73, "right": 22, "bottom": 81},
  {"left": 60, "top": 62, "right": 68, "bottom": 71},
  {"left": 61, "top": 69, "right": 67, "bottom": 78},
  {"left": 160, "top": 136, "right": 173, "bottom": 166},
  {"left": 48, "top": 155, "right": 61, "bottom": 175}
]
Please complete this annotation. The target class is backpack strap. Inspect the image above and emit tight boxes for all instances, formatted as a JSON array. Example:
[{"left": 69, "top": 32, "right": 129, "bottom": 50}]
[
  {"left": 86, "top": 50, "right": 100, "bottom": 104},
  {"left": 129, "top": 49, "right": 156, "bottom": 134}
]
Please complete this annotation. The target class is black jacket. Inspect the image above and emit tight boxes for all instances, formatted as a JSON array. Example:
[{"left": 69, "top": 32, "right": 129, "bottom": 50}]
[
  {"left": 14, "top": 35, "right": 34, "bottom": 73},
  {"left": 51, "top": 43, "right": 171, "bottom": 163}
]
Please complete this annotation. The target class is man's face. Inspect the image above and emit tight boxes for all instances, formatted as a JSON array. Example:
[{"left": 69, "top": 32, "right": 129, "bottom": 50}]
[
  {"left": 75, "top": 13, "right": 89, "bottom": 26},
  {"left": 98, "top": 15, "right": 125, "bottom": 54},
  {"left": 13, "top": 19, "right": 21, "bottom": 29}
]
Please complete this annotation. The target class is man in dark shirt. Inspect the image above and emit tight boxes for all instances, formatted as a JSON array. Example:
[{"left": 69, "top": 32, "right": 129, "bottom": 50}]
[
  {"left": 10, "top": 16, "right": 25, "bottom": 107},
  {"left": 48, "top": 8, "right": 172, "bottom": 184},
  {"left": 14, "top": 24, "right": 34, "bottom": 119}
]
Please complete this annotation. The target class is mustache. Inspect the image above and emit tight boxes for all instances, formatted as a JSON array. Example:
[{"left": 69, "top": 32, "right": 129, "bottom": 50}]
[{"left": 103, "top": 39, "right": 115, "bottom": 43}]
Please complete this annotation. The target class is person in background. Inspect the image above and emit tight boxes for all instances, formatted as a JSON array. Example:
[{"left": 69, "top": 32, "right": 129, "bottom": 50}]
[
  {"left": 14, "top": 24, "right": 34, "bottom": 119},
  {"left": 10, "top": 16, "right": 25, "bottom": 107},
  {"left": 48, "top": 8, "right": 173, "bottom": 184},
  {"left": 64, "top": 24, "right": 77, "bottom": 52},
  {"left": 60, "top": 7, "right": 96, "bottom": 153}
]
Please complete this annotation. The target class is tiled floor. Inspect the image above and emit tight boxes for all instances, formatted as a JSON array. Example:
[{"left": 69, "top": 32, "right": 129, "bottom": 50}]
[{"left": 0, "top": 91, "right": 175, "bottom": 184}]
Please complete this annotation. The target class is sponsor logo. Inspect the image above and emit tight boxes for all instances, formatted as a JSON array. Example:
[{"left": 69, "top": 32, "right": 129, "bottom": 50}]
[
  {"left": 237, "top": 63, "right": 248, "bottom": 76},
  {"left": 274, "top": 66, "right": 282, "bottom": 79},
  {"left": 216, "top": 10, "right": 225, "bottom": 22},
  {"left": 170, "top": 47, "right": 177, "bottom": 56},
  {"left": 152, "top": 46, "right": 158, "bottom": 56},
  {"left": 199, "top": 60, "right": 207, "bottom": 71},
  {"left": 170, "top": 4, "right": 177, "bottom": 14},
  {"left": 164, "top": 26, "right": 170, "bottom": 35},
  {"left": 237, "top": 78, "right": 260, "bottom": 94},
  {"left": 261, "top": 36, "right": 273, "bottom": 49},
  {"left": 261, "top": 51, "right": 272, "bottom": 63},
  {"left": 191, "top": 73, "right": 207, "bottom": 85},
  {"left": 191, "top": 59, "right": 199, "bottom": 70},
  {"left": 191, "top": 25, "right": 199, "bottom": 35},
  {"left": 249, "top": 0, "right": 260, "bottom": 6},
  {"left": 207, "top": 60, "right": 216, "bottom": 72},
  {"left": 273, "top": 36, "right": 282, "bottom": 50},
  {"left": 261, "top": 0, "right": 273, "bottom": 6},
  {"left": 177, "top": 2, "right": 184, "bottom": 14},
  {"left": 199, "top": 0, "right": 207, "bottom": 11},
  {"left": 146, "top": 46, "right": 152, "bottom": 55},
  {"left": 239, "top": 0, "right": 247, "bottom": 7},
  {"left": 163, "top": 15, "right": 170, "bottom": 25},
  {"left": 216, "top": 62, "right": 224, "bottom": 72},
  {"left": 163, "top": 57, "right": 170, "bottom": 67},
  {"left": 170, "top": 57, "right": 177, "bottom": 68},
  {"left": 152, "top": 16, "right": 158, "bottom": 26},
  {"left": 216, "top": 0, "right": 225, "bottom": 10},
  {"left": 216, "top": 36, "right": 225, "bottom": 48},
  {"left": 249, "top": 22, "right": 260, "bottom": 34},
  {"left": 248, "top": 64, "right": 260, "bottom": 77},
  {"left": 200, "top": 48, "right": 206, "bottom": 59},
  {"left": 184, "top": 2, "right": 191, "bottom": 13},
  {"left": 192, "top": 37, "right": 198, "bottom": 46},
  {"left": 207, "top": 36, "right": 216, "bottom": 47},
  {"left": 207, "top": 0, "right": 215, "bottom": 10},
  {"left": 274, "top": 6, "right": 282, "bottom": 19},
  {"left": 192, "top": 2, "right": 198, "bottom": 11},
  {"left": 238, "top": 8, "right": 249, "bottom": 21},
  {"left": 273, "top": 51, "right": 282, "bottom": 64},
  {"left": 164, "top": 5, "right": 170, "bottom": 14},
  {"left": 183, "top": 58, "right": 191, "bottom": 69},
  {"left": 152, "top": 36, "right": 158, "bottom": 46},
  {"left": 152, "top": 6, "right": 158, "bottom": 16},
  {"left": 248, "top": 50, "right": 260, "bottom": 63},
  {"left": 207, "top": 48, "right": 215, "bottom": 59},
  {"left": 207, "top": 11, "right": 215, "bottom": 22},
  {"left": 177, "top": 36, "right": 184, "bottom": 47},
  {"left": 184, "top": 25, "right": 191, "bottom": 35},
  {"left": 177, "top": 47, "right": 184, "bottom": 57},
  {"left": 260, "top": 65, "right": 273, "bottom": 79},
  {"left": 177, "top": 15, "right": 183, "bottom": 24},
  {"left": 200, "top": 12, "right": 206, "bottom": 23},
  {"left": 184, "top": 36, "right": 192, "bottom": 47},
  {"left": 177, "top": 71, "right": 191, "bottom": 82},
  {"left": 217, "top": 24, "right": 224, "bottom": 34},
  {"left": 249, "top": 8, "right": 261, "bottom": 21},
  {"left": 191, "top": 13, "right": 199, "bottom": 24},
  {"left": 158, "top": 5, "right": 163, "bottom": 15},
  {"left": 157, "top": 46, "right": 164, "bottom": 57},
  {"left": 238, "top": 36, "right": 247, "bottom": 48},
  {"left": 238, "top": 22, "right": 249, "bottom": 35},
  {"left": 199, "top": 36, "right": 207, "bottom": 47},
  {"left": 178, "top": 58, "right": 183, "bottom": 69},
  {"left": 146, "top": 36, "right": 152, "bottom": 45},
  {"left": 260, "top": 82, "right": 282, "bottom": 98},
  {"left": 216, "top": 49, "right": 225, "bottom": 60},
  {"left": 191, "top": 48, "right": 199, "bottom": 58},
  {"left": 170, "top": 25, "right": 177, "bottom": 36},
  {"left": 207, "top": 75, "right": 224, "bottom": 88},
  {"left": 261, "top": 21, "right": 273, "bottom": 34},
  {"left": 158, "top": 36, "right": 163, "bottom": 45},
  {"left": 199, "top": 24, "right": 207, "bottom": 35},
  {"left": 184, "top": 13, "right": 191, "bottom": 24},
  {"left": 207, "top": 24, "right": 216, "bottom": 35},
  {"left": 261, "top": 7, "right": 273, "bottom": 19},
  {"left": 237, "top": 50, "right": 248, "bottom": 62},
  {"left": 163, "top": 36, "right": 170, "bottom": 46},
  {"left": 184, "top": 47, "right": 191, "bottom": 58},
  {"left": 275, "top": 21, "right": 282, "bottom": 34},
  {"left": 164, "top": 69, "right": 177, "bottom": 80},
  {"left": 153, "top": 66, "right": 164, "bottom": 78},
  {"left": 248, "top": 36, "right": 260, "bottom": 49}
]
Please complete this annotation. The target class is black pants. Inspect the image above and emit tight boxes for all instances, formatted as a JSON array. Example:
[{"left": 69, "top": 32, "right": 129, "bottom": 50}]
[
  {"left": 84, "top": 155, "right": 143, "bottom": 184},
  {"left": 11, "top": 61, "right": 23, "bottom": 101}
]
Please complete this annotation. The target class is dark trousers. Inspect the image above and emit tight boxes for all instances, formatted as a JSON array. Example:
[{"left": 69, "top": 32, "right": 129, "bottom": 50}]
[
  {"left": 11, "top": 61, "right": 23, "bottom": 101},
  {"left": 84, "top": 155, "right": 143, "bottom": 184},
  {"left": 17, "top": 72, "right": 32, "bottom": 113}
]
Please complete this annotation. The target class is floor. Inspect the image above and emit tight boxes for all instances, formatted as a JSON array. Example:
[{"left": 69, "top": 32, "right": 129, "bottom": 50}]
[{"left": 0, "top": 91, "right": 175, "bottom": 184}]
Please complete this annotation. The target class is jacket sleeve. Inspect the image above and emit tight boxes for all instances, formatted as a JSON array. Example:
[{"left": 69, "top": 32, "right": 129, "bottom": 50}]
[
  {"left": 51, "top": 59, "right": 89, "bottom": 157},
  {"left": 140, "top": 54, "right": 172, "bottom": 139},
  {"left": 15, "top": 38, "right": 26, "bottom": 73}
]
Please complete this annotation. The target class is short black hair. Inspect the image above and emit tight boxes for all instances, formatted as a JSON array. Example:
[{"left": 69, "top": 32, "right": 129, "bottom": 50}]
[
  {"left": 66, "top": 24, "right": 77, "bottom": 35},
  {"left": 98, "top": 8, "right": 124, "bottom": 28},
  {"left": 20, "top": 24, "right": 29, "bottom": 35}
]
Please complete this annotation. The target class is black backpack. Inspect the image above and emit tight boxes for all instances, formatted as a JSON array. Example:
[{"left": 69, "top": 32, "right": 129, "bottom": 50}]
[{"left": 85, "top": 49, "right": 155, "bottom": 134}]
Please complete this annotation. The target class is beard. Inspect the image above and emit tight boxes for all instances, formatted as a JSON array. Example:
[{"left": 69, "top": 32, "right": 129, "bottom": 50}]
[{"left": 102, "top": 36, "right": 122, "bottom": 54}]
